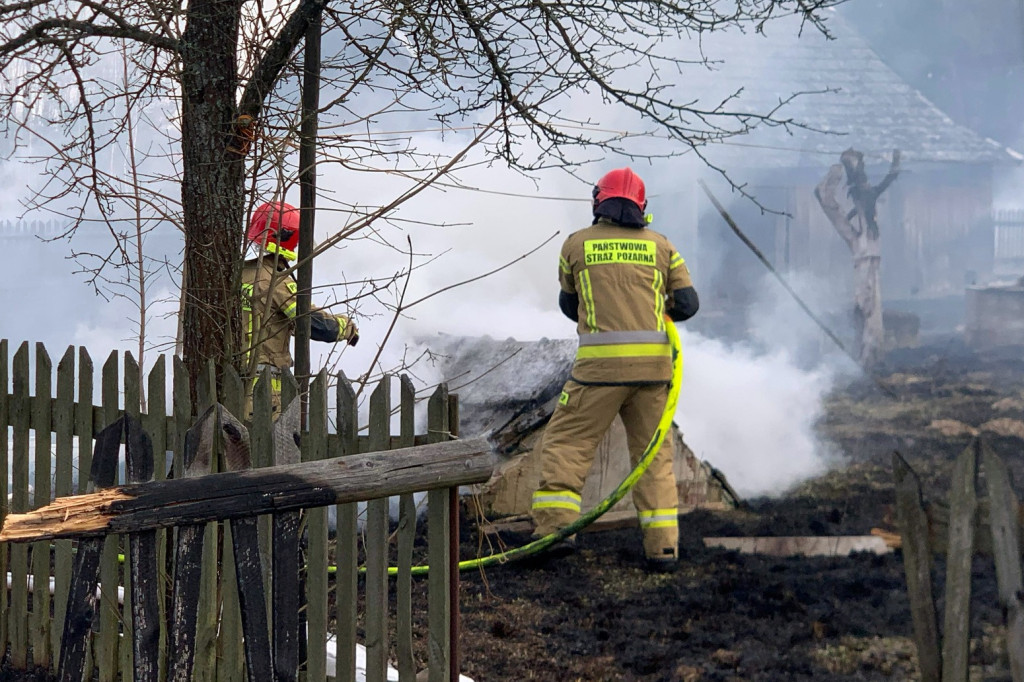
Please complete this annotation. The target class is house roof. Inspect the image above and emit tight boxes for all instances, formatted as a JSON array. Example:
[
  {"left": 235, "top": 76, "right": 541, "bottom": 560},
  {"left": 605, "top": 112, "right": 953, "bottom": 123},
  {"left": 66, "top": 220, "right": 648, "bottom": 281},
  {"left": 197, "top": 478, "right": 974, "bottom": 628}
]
[{"left": 691, "top": 10, "right": 1022, "bottom": 168}]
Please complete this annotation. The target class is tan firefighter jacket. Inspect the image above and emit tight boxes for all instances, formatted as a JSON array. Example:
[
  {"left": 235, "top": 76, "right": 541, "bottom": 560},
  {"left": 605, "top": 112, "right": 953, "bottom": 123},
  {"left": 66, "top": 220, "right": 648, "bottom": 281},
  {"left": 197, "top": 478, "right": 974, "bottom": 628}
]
[
  {"left": 240, "top": 254, "right": 354, "bottom": 370},
  {"left": 560, "top": 218, "right": 693, "bottom": 384}
]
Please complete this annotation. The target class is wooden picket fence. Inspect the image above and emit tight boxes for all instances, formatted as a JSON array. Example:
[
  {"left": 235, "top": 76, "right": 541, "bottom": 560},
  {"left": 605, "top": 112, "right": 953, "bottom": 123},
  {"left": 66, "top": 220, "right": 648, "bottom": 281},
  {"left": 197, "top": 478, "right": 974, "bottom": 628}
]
[
  {"left": 894, "top": 439, "right": 1024, "bottom": 682},
  {"left": 0, "top": 338, "right": 487, "bottom": 681}
]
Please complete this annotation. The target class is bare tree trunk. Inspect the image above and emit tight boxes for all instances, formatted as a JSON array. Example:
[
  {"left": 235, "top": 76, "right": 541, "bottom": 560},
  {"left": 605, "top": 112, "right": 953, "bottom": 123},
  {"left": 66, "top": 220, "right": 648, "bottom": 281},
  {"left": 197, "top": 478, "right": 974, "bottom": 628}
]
[
  {"left": 179, "top": 0, "right": 247, "bottom": 395},
  {"left": 815, "top": 149, "right": 900, "bottom": 368}
]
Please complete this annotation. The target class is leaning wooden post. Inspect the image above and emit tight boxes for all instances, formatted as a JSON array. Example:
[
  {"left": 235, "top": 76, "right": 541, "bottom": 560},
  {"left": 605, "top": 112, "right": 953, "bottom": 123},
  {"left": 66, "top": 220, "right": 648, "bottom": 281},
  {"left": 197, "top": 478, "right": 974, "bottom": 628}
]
[
  {"left": 982, "top": 441, "right": 1024, "bottom": 681},
  {"left": 941, "top": 440, "right": 978, "bottom": 682},
  {"left": 893, "top": 451, "right": 941, "bottom": 682}
]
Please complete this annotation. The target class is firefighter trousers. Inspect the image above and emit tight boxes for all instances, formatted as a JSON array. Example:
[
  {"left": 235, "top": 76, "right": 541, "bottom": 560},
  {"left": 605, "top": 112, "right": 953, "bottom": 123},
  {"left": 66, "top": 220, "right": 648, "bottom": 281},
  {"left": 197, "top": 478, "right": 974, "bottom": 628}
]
[{"left": 531, "top": 380, "right": 679, "bottom": 561}]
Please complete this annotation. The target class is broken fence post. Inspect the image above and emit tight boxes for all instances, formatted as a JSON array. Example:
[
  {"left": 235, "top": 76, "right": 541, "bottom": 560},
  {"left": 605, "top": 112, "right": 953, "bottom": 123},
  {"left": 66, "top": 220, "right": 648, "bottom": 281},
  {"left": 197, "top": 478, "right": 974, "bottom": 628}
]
[{"left": 893, "top": 450, "right": 942, "bottom": 682}]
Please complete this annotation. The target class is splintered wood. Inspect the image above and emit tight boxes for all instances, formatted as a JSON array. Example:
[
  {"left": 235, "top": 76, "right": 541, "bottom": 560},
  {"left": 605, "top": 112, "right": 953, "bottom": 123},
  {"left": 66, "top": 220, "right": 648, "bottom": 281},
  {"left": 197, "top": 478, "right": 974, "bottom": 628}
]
[{"left": 0, "top": 488, "right": 131, "bottom": 542}]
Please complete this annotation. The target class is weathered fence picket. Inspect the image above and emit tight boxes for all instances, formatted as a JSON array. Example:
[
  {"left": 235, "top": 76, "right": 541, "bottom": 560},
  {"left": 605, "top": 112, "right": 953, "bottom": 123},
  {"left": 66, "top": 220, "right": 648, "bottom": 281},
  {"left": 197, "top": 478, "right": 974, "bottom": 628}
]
[
  {"left": 0, "top": 339, "right": 8, "bottom": 655},
  {"left": 335, "top": 372, "right": 359, "bottom": 682},
  {"left": 52, "top": 347, "right": 74, "bottom": 666},
  {"left": 307, "top": 370, "right": 329, "bottom": 681},
  {"left": 366, "top": 375, "right": 392, "bottom": 682},
  {"left": 427, "top": 385, "right": 451, "bottom": 682},
  {"left": 11, "top": 342, "right": 30, "bottom": 669},
  {"left": 941, "top": 441, "right": 977, "bottom": 682},
  {"left": 0, "top": 339, "right": 484, "bottom": 681},
  {"left": 98, "top": 351, "right": 120, "bottom": 682},
  {"left": 397, "top": 374, "right": 417, "bottom": 682},
  {"left": 31, "top": 344, "right": 51, "bottom": 666}
]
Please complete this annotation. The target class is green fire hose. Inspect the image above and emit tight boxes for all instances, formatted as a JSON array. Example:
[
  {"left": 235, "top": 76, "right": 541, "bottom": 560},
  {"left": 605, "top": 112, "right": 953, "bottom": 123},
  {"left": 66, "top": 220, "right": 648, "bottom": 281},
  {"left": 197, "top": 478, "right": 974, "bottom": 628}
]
[{"left": 403, "top": 317, "right": 685, "bottom": 575}]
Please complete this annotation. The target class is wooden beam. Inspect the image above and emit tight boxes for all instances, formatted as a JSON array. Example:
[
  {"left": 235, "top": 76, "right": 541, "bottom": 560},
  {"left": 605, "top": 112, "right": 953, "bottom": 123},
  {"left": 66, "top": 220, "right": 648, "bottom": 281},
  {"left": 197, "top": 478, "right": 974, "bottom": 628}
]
[{"left": 1, "top": 436, "right": 494, "bottom": 543}]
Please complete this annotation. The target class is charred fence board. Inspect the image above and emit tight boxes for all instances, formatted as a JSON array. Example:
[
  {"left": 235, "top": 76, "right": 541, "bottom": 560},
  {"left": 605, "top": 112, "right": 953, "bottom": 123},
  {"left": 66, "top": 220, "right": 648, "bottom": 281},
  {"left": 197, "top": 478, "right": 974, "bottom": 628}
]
[
  {"left": 893, "top": 451, "right": 941, "bottom": 682},
  {"left": 98, "top": 350, "right": 121, "bottom": 682},
  {"left": 58, "top": 418, "right": 126, "bottom": 681},
  {"left": 941, "top": 441, "right": 978, "bottom": 682},
  {"left": 273, "top": 398, "right": 303, "bottom": 682},
  {"left": 125, "top": 413, "right": 160, "bottom": 682}
]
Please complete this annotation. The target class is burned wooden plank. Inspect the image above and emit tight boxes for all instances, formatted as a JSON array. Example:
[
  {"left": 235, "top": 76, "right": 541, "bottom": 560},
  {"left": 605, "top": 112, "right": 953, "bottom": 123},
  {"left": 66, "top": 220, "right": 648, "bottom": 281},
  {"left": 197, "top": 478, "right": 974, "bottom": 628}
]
[
  {"left": 702, "top": 535, "right": 892, "bottom": 557},
  {"left": 893, "top": 451, "right": 941, "bottom": 682},
  {"left": 941, "top": 440, "right": 978, "bottom": 682},
  {"left": 57, "top": 418, "right": 124, "bottom": 682},
  {"left": 1, "top": 436, "right": 494, "bottom": 543},
  {"left": 168, "top": 405, "right": 217, "bottom": 682},
  {"left": 125, "top": 413, "right": 160, "bottom": 682},
  {"left": 217, "top": 404, "right": 272, "bottom": 682},
  {"left": 273, "top": 398, "right": 302, "bottom": 682}
]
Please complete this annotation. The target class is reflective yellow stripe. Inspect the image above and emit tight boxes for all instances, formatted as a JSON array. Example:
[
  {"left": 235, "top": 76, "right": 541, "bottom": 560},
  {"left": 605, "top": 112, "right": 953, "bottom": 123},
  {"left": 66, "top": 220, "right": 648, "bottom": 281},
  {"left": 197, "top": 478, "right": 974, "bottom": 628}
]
[
  {"left": 532, "top": 490, "right": 581, "bottom": 513},
  {"left": 579, "top": 270, "right": 597, "bottom": 332},
  {"left": 576, "top": 343, "right": 672, "bottom": 359},
  {"left": 241, "top": 282, "right": 254, "bottom": 365},
  {"left": 639, "top": 509, "right": 678, "bottom": 528},
  {"left": 670, "top": 253, "right": 684, "bottom": 269},
  {"left": 559, "top": 255, "right": 571, "bottom": 275},
  {"left": 283, "top": 302, "right": 297, "bottom": 318},
  {"left": 653, "top": 270, "right": 665, "bottom": 331},
  {"left": 336, "top": 316, "right": 348, "bottom": 342}
]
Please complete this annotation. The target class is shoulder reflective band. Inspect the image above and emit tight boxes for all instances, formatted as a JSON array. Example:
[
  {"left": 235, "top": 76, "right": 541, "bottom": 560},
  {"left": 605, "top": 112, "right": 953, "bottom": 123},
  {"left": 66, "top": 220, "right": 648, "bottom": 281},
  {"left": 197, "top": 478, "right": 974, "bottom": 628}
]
[
  {"left": 559, "top": 254, "right": 571, "bottom": 275},
  {"left": 283, "top": 280, "right": 298, "bottom": 318},
  {"left": 670, "top": 252, "right": 685, "bottom": 269},
  {"left": 584, "top": 238, "right": 656, "bottom": 266},
  {"left": 531, "top": 490, "right": 582, "bottom": 513}
]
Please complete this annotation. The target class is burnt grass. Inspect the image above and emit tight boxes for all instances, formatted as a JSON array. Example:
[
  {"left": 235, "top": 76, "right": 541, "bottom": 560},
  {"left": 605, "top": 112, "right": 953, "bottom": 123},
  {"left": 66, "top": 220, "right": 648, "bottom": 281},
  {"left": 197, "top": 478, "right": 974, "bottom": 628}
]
[{"left": 447, "top": 344, "right": 1024, "bottom": 682}]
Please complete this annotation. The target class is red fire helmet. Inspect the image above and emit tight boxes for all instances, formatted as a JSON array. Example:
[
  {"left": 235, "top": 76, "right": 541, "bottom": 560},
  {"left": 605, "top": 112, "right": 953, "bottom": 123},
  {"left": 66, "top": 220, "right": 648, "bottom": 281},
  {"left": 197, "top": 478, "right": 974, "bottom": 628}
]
[
  {"left": 592, "top": 167, "right": 647, "bottom": 211},
  {"left": 247, "top": 202, "right": 300, "bottom": 255}
]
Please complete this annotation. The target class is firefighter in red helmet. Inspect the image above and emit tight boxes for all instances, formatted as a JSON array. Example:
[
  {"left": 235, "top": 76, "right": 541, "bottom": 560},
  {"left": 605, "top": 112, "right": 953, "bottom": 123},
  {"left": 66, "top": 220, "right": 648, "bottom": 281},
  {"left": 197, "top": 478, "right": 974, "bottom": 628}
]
[
  {"left": 529, "top": 167, "right": 699, "bottom": 572},
  {"left": 241, "top": 201, "right": 359, "bottom": 417}
]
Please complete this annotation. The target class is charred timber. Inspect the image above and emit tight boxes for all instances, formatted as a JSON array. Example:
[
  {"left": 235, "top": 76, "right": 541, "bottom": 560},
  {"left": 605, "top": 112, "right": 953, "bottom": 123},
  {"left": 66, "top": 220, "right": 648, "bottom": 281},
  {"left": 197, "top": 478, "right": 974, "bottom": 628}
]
[{"left": 0, "top": 437, "right": 494, "bottom": 543}]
